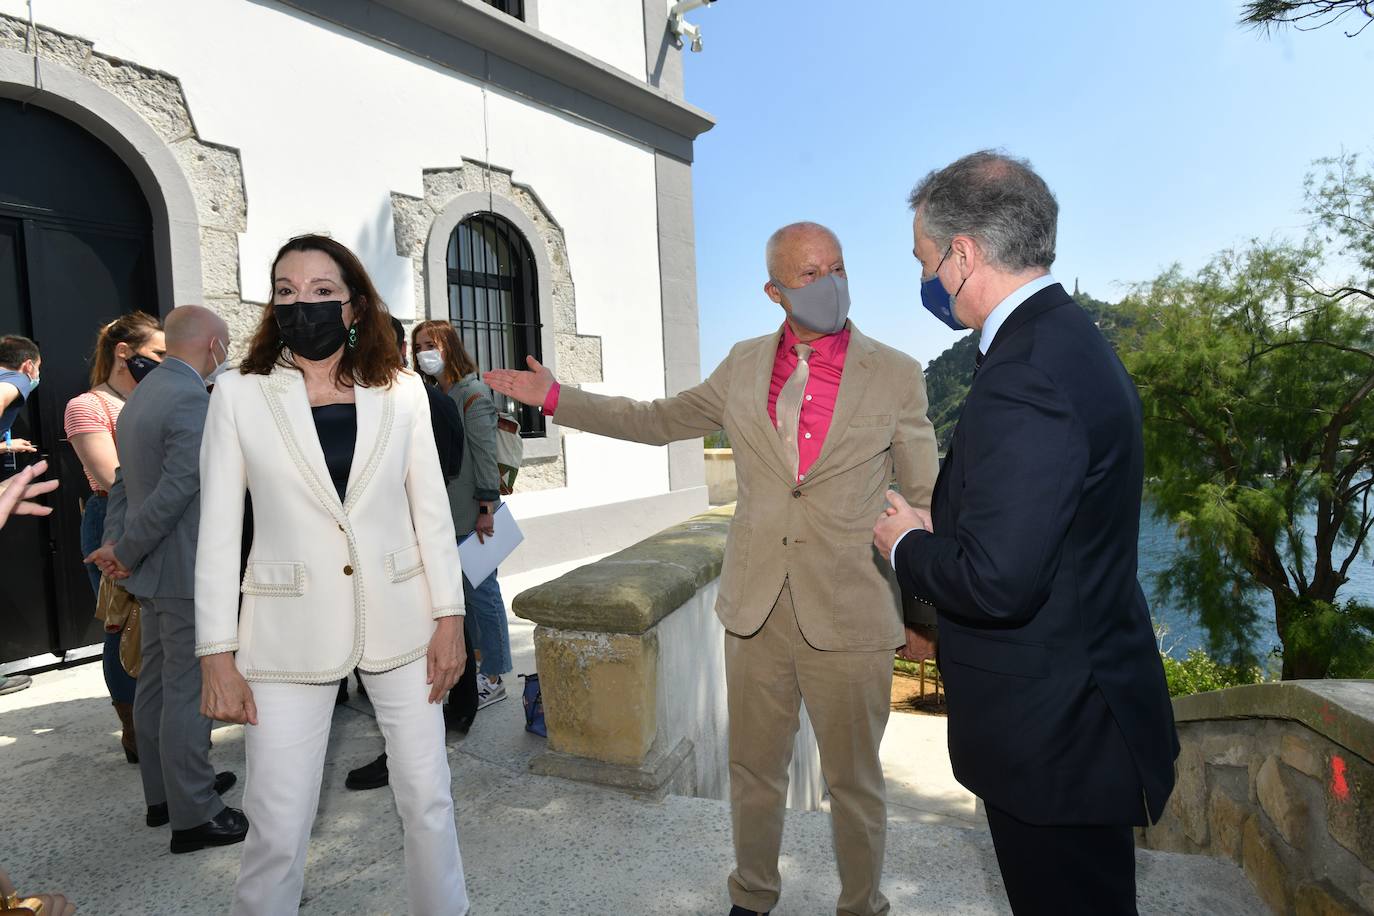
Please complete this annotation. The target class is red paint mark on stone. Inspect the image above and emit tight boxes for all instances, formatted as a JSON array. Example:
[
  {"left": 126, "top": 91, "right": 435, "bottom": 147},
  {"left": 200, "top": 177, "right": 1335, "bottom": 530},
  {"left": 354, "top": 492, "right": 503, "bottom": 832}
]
[
  {"left": 1321, "top": 702, "right": 1337, "bottom": 725},
  {"left": 1331, "top": 756, "right": 1350, "bottom": 802}
]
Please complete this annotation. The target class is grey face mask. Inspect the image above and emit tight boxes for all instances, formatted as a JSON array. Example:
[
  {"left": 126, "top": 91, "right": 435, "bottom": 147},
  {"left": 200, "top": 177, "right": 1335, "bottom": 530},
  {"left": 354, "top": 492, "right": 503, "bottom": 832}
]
[{"left": 771, "top": 273, "right": 850, "bottom": 335}]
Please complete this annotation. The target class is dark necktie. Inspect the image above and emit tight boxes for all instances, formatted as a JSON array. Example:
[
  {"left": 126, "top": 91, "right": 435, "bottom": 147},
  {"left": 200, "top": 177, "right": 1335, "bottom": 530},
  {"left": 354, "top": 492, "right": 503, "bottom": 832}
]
[{"left": 973, "top": 349, "right": 984, "bottom": 377}]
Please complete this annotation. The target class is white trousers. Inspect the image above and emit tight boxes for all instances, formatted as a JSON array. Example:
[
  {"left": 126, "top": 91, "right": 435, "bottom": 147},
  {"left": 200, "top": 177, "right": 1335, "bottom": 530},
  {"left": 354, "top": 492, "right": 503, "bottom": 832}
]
[{"left": 230, "top": 659, "right": 468, "bottom": 915}]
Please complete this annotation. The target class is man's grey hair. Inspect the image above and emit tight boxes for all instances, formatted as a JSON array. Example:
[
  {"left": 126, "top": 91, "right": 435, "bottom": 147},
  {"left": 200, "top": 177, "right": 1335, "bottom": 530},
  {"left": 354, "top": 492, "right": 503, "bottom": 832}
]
[
  {"left": 765, "top": 221, "right": 841, "bottom": 278},
  {"left": 907, "top": 150, "right": 1058, "bottom": 271}
]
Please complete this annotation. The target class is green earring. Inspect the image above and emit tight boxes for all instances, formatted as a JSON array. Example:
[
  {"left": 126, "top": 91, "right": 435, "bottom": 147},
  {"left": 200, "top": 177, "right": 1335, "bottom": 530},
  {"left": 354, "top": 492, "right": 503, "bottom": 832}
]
[{"left": 347, "top": 323, "right": 358, "bottom": 350}]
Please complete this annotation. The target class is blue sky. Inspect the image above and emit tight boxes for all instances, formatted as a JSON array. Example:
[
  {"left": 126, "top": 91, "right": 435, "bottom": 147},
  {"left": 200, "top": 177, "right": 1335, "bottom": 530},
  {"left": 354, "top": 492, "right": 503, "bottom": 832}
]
[{"left": 682, "top": 0, "right": 1374, "bottom": 370}]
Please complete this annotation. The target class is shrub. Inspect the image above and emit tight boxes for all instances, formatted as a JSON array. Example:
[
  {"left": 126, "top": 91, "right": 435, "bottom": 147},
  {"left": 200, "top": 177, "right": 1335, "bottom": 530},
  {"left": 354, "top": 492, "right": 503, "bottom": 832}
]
[{"left": 1161, "top": 648, "right": 1266, "bottom": 697}]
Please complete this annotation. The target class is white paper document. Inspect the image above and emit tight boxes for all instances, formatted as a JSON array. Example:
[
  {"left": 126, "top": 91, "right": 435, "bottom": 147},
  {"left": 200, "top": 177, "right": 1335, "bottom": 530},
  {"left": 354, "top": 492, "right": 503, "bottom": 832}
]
[{"left": 458, "top": 503, "right": 524, "bottom": 587}]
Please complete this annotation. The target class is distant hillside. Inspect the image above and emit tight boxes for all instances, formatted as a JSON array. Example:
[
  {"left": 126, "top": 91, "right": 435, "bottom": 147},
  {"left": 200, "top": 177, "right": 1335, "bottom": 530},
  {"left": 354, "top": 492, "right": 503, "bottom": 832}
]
[{"left": 922, "top": 289, "right": 1127, "bottom": 448}]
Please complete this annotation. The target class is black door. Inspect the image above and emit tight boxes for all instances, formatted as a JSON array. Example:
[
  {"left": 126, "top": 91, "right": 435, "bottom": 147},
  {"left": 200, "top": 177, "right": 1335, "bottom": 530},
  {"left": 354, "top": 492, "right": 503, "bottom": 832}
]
[{"left": 0, "top": 99, "right": 159, "bottom": 666}]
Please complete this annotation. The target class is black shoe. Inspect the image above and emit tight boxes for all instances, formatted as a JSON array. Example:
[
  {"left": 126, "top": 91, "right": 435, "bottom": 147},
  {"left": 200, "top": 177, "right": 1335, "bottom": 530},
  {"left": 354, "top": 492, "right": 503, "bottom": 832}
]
[
  {"left": 728, "top": 908, "right": 769, "bottom": 916},
  {"left": 336, "top": 676, "right": 349, "bottom": 705},
  {"left": 443, "top": 702, "right": 474, "bottom": 734},
  {"left": 345, "top": 753, "right": 388, "bottom": 790},
  {"left": 169, "top": 806, "right": 249, "bottom": 854},
  {"left": 147, "top": 771, "right": 239, "bottom": 827}
]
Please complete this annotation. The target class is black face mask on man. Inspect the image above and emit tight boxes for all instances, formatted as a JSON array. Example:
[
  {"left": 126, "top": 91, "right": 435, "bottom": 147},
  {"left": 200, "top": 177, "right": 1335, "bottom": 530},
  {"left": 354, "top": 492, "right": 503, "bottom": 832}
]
[{"left": 275, "top": 300, "right": 351, "bottom": 361}]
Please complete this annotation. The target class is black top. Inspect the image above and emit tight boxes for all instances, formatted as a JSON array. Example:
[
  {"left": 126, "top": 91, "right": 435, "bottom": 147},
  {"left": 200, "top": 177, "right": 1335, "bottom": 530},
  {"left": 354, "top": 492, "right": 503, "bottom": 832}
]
[
  {"left": 311, "top": 403, "right": 357, "bottom": 501},
  {"left": 425, "top": 383, "right": 466, "bottom": 482}
]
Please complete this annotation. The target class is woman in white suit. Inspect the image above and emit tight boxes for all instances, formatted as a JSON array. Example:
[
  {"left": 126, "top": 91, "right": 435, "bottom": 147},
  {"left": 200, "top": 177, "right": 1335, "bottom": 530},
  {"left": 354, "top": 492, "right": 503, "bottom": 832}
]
[{"left": 195, "top": 234, "right": 469, "bottom": 915}]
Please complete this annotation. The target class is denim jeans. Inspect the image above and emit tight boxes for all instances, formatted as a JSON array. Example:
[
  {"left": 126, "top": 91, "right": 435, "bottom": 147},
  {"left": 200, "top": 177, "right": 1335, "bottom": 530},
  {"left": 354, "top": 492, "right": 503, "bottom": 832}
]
[
  {"left": 462, "top": 569, "right": 511, "bottom": 679},
  {"left": 81, "top": 493, "right": 137, "bottom": 705}
]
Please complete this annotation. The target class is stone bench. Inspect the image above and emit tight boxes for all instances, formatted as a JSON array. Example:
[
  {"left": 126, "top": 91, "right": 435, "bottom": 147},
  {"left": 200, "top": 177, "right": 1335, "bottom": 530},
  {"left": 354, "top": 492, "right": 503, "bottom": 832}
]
[{"left": 512, "top": 504, "right": 823, "bottom": 807}]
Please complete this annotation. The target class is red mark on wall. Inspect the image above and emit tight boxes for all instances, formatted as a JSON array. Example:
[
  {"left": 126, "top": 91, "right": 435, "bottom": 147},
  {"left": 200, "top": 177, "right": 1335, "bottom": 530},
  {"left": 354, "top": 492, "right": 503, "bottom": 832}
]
[
  {"left": 1321, "top": 702, "right": 1337, "bottom": 725},
  {"left": 1330, "top": 756, "right": 1350, "bottom": 802}
]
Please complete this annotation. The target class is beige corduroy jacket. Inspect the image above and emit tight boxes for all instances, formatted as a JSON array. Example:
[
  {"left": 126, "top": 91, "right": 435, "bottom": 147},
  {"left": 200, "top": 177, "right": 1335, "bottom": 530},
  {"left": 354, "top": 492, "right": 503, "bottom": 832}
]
[{"left": 555, "top": 322, "right": 939, "bottom": 651}]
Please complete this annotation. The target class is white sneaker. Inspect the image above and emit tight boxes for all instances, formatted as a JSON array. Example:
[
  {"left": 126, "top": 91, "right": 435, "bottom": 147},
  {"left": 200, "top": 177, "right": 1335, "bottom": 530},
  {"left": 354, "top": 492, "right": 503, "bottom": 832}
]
[{"left": 476, "top": 674, "right": 507, "bottom": 710}]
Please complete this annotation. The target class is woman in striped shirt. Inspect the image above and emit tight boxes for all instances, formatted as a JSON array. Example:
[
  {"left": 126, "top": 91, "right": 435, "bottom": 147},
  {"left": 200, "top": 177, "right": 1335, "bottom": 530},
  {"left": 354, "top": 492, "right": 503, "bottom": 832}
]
[{"left": 64, "top": 311, "right": 165, "bottom": 763}]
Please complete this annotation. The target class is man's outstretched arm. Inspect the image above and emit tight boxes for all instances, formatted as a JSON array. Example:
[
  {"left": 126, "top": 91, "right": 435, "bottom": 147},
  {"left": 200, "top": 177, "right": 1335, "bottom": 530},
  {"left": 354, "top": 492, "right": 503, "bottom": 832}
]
[{"left": 487, "top": 353, "right": 731, "bottom": 446}]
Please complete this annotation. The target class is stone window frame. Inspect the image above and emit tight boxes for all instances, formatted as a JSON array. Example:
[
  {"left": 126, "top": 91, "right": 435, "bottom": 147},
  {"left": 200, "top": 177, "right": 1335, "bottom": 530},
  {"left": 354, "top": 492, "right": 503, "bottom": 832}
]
[
  {"left": 444, "top": 210, "right": 547, "bottom": 438},
  {"left": 424, "top": 187, "right": 562, "bottom": 460}
]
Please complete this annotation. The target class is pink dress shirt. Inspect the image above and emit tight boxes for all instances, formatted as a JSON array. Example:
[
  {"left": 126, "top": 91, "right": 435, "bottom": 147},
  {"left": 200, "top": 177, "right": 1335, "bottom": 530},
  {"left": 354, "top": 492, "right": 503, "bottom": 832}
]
[
  {"left": 542, "top": 323, "right": 851, "bottom": 484},
  {"left": 768, "top": 324, "right": 849, "bottom": 482}
]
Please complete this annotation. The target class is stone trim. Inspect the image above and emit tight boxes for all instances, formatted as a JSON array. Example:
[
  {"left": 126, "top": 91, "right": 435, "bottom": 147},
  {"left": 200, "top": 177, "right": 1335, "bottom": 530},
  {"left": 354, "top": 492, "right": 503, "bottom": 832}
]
[
  {"left": 513, "top": 504, "right": 734, "bottom": 633},
  {"left": 1172, "top": 680, "right": 1374, "bottom": 763},
  {"left": 531, "top": 735, "right": 696, "bottom": 801},
  {"left": 390, "top": 159, "right": 605, "bottom": 484},
  {"left": 275, "top": 0, "right": 714, "bottom": 160},
  {"left": 0, "top": 15, "right": 252, "bottom": 337}
]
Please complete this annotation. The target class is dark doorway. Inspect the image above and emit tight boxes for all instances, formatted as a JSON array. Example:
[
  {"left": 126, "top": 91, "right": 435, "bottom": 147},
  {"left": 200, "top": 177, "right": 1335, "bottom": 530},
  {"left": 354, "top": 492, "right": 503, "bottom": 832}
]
[{"left": 0, "top": 98, "right": 160, "bottom": 667}]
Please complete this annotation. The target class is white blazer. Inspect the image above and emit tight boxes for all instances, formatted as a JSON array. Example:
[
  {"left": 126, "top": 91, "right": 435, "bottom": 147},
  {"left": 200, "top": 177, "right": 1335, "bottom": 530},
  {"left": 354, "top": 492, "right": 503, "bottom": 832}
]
[{"left": 194, "top": 366, "right": 465, "bottom": 683}]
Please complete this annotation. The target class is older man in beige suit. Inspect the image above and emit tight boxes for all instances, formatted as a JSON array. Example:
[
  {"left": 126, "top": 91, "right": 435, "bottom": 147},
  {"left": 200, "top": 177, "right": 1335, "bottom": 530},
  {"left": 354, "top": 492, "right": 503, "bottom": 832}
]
[{"left": 487, "top": 222, "right": 938, "bottom": 916}]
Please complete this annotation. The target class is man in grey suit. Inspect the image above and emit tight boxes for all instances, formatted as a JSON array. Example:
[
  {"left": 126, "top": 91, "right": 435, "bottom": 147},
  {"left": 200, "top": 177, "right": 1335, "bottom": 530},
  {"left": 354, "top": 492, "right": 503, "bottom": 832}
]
[{"left": 88, "top": 305, "right": 249, "bottom": 854}]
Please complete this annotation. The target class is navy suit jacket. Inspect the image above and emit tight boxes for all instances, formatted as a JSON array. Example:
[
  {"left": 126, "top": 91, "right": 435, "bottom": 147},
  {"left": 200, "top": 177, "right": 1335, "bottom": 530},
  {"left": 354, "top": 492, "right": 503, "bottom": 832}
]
[{"left": 895, "top": 283, "right": 1179, "bottom": 826}]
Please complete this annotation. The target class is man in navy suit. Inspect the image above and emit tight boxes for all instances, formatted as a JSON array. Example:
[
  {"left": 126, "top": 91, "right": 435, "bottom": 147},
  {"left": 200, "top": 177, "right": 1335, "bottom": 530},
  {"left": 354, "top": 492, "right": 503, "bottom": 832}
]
[{"left": 874, "top": 150, "right": 1178, "bottom": 915}]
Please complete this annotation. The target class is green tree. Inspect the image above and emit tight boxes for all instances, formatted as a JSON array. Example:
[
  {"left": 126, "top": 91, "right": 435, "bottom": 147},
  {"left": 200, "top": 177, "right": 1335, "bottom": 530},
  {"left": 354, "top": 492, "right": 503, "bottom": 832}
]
[
  {"left": 1121, "top": 156, "right": 1374, "bottom": 679},
  {"left": 1240, "top": 1, "right": 1374, "bottom": 37}
]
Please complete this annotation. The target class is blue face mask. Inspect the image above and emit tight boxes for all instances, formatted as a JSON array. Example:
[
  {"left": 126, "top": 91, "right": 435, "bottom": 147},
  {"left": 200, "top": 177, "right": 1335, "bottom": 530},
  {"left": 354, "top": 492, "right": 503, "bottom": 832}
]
[{"left": 920, "top": 246, "right": 968, "bottom": 331}]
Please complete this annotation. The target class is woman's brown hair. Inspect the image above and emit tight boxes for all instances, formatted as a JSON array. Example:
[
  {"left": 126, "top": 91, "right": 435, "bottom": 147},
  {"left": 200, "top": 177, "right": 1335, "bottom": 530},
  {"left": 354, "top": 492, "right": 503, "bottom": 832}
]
[
  {"left": 88, "top": 312, "right": 163, "bottom": 388},
  {"left": 239, "top": 234, "right": 402, "bottom": 388},
  {"left": 411, "top": 319, "right": 477, "bottom": 389}
]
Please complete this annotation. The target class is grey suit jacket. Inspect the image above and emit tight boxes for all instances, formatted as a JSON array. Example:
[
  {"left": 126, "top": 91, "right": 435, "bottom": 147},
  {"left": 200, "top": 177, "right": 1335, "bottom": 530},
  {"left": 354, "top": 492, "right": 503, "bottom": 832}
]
[
  {"left": 444, "top": 374, "right": 502, "bottom": 538},
  {"left": 103, "top": 358, "right": 209, "bottom": 600}
]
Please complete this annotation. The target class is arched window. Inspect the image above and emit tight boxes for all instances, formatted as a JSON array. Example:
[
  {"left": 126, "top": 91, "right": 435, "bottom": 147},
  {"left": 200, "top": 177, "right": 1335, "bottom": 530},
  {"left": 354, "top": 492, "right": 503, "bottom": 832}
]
[
  {"left": 447, "top": 212, "right": 544, "bottom": 436},
  {"left": 481, "top": 0, "right": 524, "bottom": 20}
]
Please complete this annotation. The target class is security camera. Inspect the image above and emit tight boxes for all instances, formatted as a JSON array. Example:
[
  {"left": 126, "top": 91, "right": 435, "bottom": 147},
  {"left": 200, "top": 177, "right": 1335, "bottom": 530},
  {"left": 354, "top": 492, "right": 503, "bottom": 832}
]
[{"left": 669, "top": 0, "right": 716, "bottom": 52}]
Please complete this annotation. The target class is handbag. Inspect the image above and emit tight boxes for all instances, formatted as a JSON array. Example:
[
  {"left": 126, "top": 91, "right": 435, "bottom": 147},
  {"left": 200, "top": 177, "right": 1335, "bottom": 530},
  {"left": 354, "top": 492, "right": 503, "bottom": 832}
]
[
  {"left": 95, "top": 574, "right": 142, "bottom": 678},
  {"left": 520, "top": 673, "right": 546, "bottom": 737},
  {"left": 87, "top": 391, "right": 142, "bottom": 678},
  {"left": 0, "top": 892, "right": 46, "bottom": 915},
  {"left": 463, "top": 392, "right": 524, "bottom": 495}
]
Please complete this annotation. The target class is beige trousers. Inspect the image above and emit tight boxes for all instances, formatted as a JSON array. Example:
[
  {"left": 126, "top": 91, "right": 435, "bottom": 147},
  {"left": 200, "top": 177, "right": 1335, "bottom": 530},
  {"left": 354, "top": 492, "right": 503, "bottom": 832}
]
[{"left": 726, "top": 581, "right": 895, "bottom": 916}]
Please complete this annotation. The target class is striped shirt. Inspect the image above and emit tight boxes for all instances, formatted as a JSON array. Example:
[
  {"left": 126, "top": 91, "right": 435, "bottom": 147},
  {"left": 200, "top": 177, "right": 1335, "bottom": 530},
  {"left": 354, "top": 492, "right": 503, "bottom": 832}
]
[{"left": 64, "top": 390, "right": 122, "bottom": 493}]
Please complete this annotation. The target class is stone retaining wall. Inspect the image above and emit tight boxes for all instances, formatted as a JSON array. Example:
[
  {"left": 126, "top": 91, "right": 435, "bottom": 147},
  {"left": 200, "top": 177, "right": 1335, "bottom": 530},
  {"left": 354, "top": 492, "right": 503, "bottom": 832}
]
[
  {"left": 703, "top": 448, "right": 737, "bottom": 505},
  {"left": 1138, "top": 680, "right": 1374, "bottom": 914},
  {"left": 512, "top": 504, "right": 823, "bottom": 808}
]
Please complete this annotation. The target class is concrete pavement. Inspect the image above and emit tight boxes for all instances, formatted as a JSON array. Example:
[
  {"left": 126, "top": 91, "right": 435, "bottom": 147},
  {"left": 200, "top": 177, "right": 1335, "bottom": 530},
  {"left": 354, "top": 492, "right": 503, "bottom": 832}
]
[{"left": 0, "top": 564, "right": 1264, "bottom": 914}]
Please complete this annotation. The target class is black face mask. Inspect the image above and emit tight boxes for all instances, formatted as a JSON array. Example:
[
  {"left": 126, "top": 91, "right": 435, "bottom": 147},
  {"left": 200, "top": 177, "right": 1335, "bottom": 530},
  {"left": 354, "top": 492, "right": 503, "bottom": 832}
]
[
  {"left": 126, "top": 354, "right": 161, "bottom": 383},
  {"left": 275, "top": 300, "right": 350, "bottom": 361}
]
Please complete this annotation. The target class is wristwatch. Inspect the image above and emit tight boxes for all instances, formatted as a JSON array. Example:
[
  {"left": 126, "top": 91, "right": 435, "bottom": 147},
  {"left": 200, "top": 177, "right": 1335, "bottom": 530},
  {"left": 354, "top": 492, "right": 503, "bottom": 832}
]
[{"left": 478, "top": 505, "right": 491, "bottom": 515}]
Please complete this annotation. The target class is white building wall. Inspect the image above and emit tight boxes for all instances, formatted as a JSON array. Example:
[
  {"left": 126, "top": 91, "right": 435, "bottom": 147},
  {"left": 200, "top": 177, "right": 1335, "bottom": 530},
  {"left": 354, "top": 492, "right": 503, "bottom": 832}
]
[
  {"left": 535, "top": 0, "right": 647, "bottom": 79},
  {"left": 2, "top": 0, "right": 680, "bottom": 513}
]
